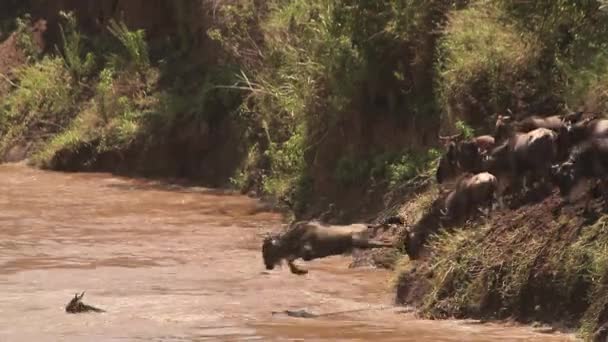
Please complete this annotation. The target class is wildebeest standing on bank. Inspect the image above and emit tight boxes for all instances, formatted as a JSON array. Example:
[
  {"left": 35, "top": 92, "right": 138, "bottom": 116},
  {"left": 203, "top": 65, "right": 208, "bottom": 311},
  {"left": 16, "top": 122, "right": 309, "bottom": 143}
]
[
  {"left": 557, "top": 117, "right": 608, "bottom": 159},
  {"left": 552, "top": 137, "right": 608, "bottom": 205},
  {"left": 262, "top": 221, "right": 393, "bottom": 275},
  {"left": 441, "top": 172, "right": 498, "bottom": 223},
  {"left": 484, "top": 127, "right": 558, "bottom": 197},
  {"left": 436, "top": 134, "right": 496, "bottom": 184},
  {"left": 494, "top": 111, "right": 583, "bottom": 142}
]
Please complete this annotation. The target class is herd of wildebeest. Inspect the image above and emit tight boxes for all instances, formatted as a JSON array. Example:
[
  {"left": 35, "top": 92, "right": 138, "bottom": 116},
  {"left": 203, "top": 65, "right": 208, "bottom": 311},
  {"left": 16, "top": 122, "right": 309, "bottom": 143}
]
[
  {"left": 261, "top": 110, "right": 608, "bottom": 275},
  {"left": 436, "top": 110, "right": 608, "bottom": 222}
]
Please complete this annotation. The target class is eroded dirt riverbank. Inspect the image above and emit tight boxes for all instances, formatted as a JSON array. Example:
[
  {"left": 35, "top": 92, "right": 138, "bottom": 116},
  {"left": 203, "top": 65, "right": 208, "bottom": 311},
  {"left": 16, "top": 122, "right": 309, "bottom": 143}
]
[{"left": 0, "top": 163, "right": 576, "bottom": 341}]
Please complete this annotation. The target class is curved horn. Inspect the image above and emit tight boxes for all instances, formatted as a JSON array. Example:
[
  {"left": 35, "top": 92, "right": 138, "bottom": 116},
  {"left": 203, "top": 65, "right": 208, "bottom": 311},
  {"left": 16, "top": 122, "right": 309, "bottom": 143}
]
[{"left": 438, "top": 133, "right": 462, "bottom": 140}]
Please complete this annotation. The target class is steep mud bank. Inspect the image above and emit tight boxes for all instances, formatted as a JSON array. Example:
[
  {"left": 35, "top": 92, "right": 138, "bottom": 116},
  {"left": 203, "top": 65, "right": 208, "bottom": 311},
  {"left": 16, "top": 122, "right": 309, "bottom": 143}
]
[{"left": 394, "top": 186, "right": 608, "bottom": 339}]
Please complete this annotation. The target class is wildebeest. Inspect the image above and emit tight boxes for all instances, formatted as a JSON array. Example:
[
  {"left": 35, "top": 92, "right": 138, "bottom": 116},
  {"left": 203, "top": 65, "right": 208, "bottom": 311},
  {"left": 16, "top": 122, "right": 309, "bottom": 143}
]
[
  {"left": 436, "top": 134, "right": 496, "bottom": 184},
  {"left": 65, "top": 292, "right": 105, "bottom": 314},
  {"left": 441, "top": 172, "right": 498, "bottom": 222},
  {"left": 557, "top": 117, "right": 608, "bottom": 159},
  {"left": 484, "top": 127, "right": 558, "bottom": 195},
  {"left": 262, "top": 221, "right": 393, "bottom": 275},
  {"left": 552, "top": 137, "right": 608, "bottom": 203},
  {"left": 495, "top": 111, "right": 583, "bottom": 143}
]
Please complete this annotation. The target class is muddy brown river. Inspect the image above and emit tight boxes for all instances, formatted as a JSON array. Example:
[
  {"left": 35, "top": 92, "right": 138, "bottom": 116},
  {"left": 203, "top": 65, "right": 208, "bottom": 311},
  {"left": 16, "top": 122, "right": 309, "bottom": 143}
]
[{"left": 0, "top": 163, "right": 577, "bottom": 341}]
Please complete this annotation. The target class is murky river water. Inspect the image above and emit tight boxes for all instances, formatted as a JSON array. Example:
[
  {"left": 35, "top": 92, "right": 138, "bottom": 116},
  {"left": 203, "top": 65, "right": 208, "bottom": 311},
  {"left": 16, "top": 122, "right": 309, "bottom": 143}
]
[{"left": 0, "top": 163, "right": 577, "bottom": 341}]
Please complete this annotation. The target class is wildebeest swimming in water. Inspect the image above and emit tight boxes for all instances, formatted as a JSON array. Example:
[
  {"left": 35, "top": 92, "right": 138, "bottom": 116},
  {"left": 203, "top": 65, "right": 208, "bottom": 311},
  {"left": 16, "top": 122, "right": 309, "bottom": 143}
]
[
  {"left": 262, "top": 221, "right": 394, "bottom": 275},
  {"left": 65, "top": 292, "right": 105, "bottom": 313}
]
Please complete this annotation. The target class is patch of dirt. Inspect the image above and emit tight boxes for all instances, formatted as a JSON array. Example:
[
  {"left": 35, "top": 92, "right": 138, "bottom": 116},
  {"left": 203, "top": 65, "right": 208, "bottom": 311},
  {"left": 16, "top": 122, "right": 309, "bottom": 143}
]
[{"left": 395, "top": 262, "right": 432, "bottom": 306}]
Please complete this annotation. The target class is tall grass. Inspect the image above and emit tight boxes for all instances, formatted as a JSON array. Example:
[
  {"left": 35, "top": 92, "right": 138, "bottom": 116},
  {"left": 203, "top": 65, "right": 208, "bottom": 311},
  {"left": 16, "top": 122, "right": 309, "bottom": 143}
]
[{"left": 436, "top": 2, "right": 540, "bottom": 124}]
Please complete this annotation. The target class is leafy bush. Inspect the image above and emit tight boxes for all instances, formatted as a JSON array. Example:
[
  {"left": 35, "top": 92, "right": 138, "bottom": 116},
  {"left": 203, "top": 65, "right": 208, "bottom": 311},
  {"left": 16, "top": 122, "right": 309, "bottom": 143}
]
[
  {"left": 386, "top": 148, "right": 441, "bottom": 186},
  {"left": 436, "top": 2, "right": 540, "bottom": 123},
  {"left": 107, "top": 19, "right": 150, "bottom": 73},
  {"left": 334, "top": 148, "right": 440, "bottom": 187},
  {"left": 57, "top": 11, "right": 95, "bottom": 80},
  {"left": 0, "top": 57, "right": 76, "bottom": 154},
  {"left": 14, "top": 13, "right": 40, "bottom": 61}
]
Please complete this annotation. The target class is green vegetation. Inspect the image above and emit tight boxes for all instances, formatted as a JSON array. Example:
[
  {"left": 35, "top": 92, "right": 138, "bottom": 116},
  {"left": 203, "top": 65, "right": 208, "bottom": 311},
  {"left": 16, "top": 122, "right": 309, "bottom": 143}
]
[
  {"left": 436, "top": 2, "right": 541, "bottom": 123},
  {"left": 418, "top": 213, "right": 608, "bottom": 340}
]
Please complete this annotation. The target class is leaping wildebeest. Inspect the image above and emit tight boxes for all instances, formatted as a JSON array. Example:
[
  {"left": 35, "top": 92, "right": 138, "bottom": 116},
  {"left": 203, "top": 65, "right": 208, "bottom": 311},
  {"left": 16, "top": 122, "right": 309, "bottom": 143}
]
[{"left": 262, "top": 221, "right": 394, "bottom": 275}]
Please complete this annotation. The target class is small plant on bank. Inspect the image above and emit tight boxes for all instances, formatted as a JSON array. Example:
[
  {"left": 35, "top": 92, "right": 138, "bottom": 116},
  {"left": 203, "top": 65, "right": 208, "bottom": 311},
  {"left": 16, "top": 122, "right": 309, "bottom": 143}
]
[
  {"left": 14, "top": 13, "right": 40, "bottom": 62},
  {"left": 107, "top": 19, "right": 150, "bottom": 74},
  {"left": 57, "top": 11, "right": 96, "bottom": 81}
]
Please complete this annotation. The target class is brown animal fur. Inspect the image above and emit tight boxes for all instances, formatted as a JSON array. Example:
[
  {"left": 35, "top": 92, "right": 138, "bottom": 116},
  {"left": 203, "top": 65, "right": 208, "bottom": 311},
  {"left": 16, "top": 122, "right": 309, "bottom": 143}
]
[
  {"left": 441, "top": 172, "right": 498, "bottom": 222},
  {"left": 65, "top": 292, "right": 105, "bottom": 314},
  {"left": 495, "top": 113, "right": 579, "bottom": 143},
  {"left": 262, "top": 221, "right": 394, "bottom": 275},
  {"left": 436, "top": 135, "right": 494, "bottom": 184},
  {"left": 485, "top": 127, "right": 558, "bottom": 195}
]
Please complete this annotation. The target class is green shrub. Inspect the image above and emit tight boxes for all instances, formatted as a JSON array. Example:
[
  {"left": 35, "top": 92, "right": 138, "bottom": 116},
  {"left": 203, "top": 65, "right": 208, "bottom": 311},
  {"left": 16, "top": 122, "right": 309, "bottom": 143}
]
[
  {"left": 0, "top": 57, "right": 76, "bottom": 154},
  {"left": 558, "top": 51, "right": 608, "bottom": 113},
  {"left": 57, "top": 11, "right": 96, "bottom": 81},
  {"left": 454, "top": 120, "right": 475, "bottom": 139},
  {"left": 107, "top": 19, "right": 150, "bottom": 73},
  {"left": 387, "top": 148, "right": 441, "bottom": 186},
  {"left": 333, "top": 148, "right": 440, "bottom": 187},
  {"left": 436, "top": 2, "right": 540, "bottom": 122},
  {"left": 334, "top": 156, "right": 371, "bottom": 186},
  {"left": 14, "top": 13, "right": 40, "bottom": 61}
]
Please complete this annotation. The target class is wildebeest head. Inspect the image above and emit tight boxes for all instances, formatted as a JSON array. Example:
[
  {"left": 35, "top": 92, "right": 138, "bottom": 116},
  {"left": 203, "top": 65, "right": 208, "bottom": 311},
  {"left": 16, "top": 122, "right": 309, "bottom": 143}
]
[
  {"left": 66, "top": 292, "right": 85, "bottom": 312},
  {"left": 262, "top": 234, "right": 282, "bottom": 270},
  {"left": 495, "top": 114, "right": 514, "bottom": 142},
  {"left": 436, "top": 139, "right": 482, "bottom": 184}
]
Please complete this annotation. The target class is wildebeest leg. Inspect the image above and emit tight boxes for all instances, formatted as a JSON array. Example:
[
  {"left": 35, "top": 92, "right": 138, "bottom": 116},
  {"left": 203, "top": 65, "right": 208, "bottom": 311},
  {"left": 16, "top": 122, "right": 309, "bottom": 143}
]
[{"left": 287, "top": 259, "right": 308, "bottom": 275}]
